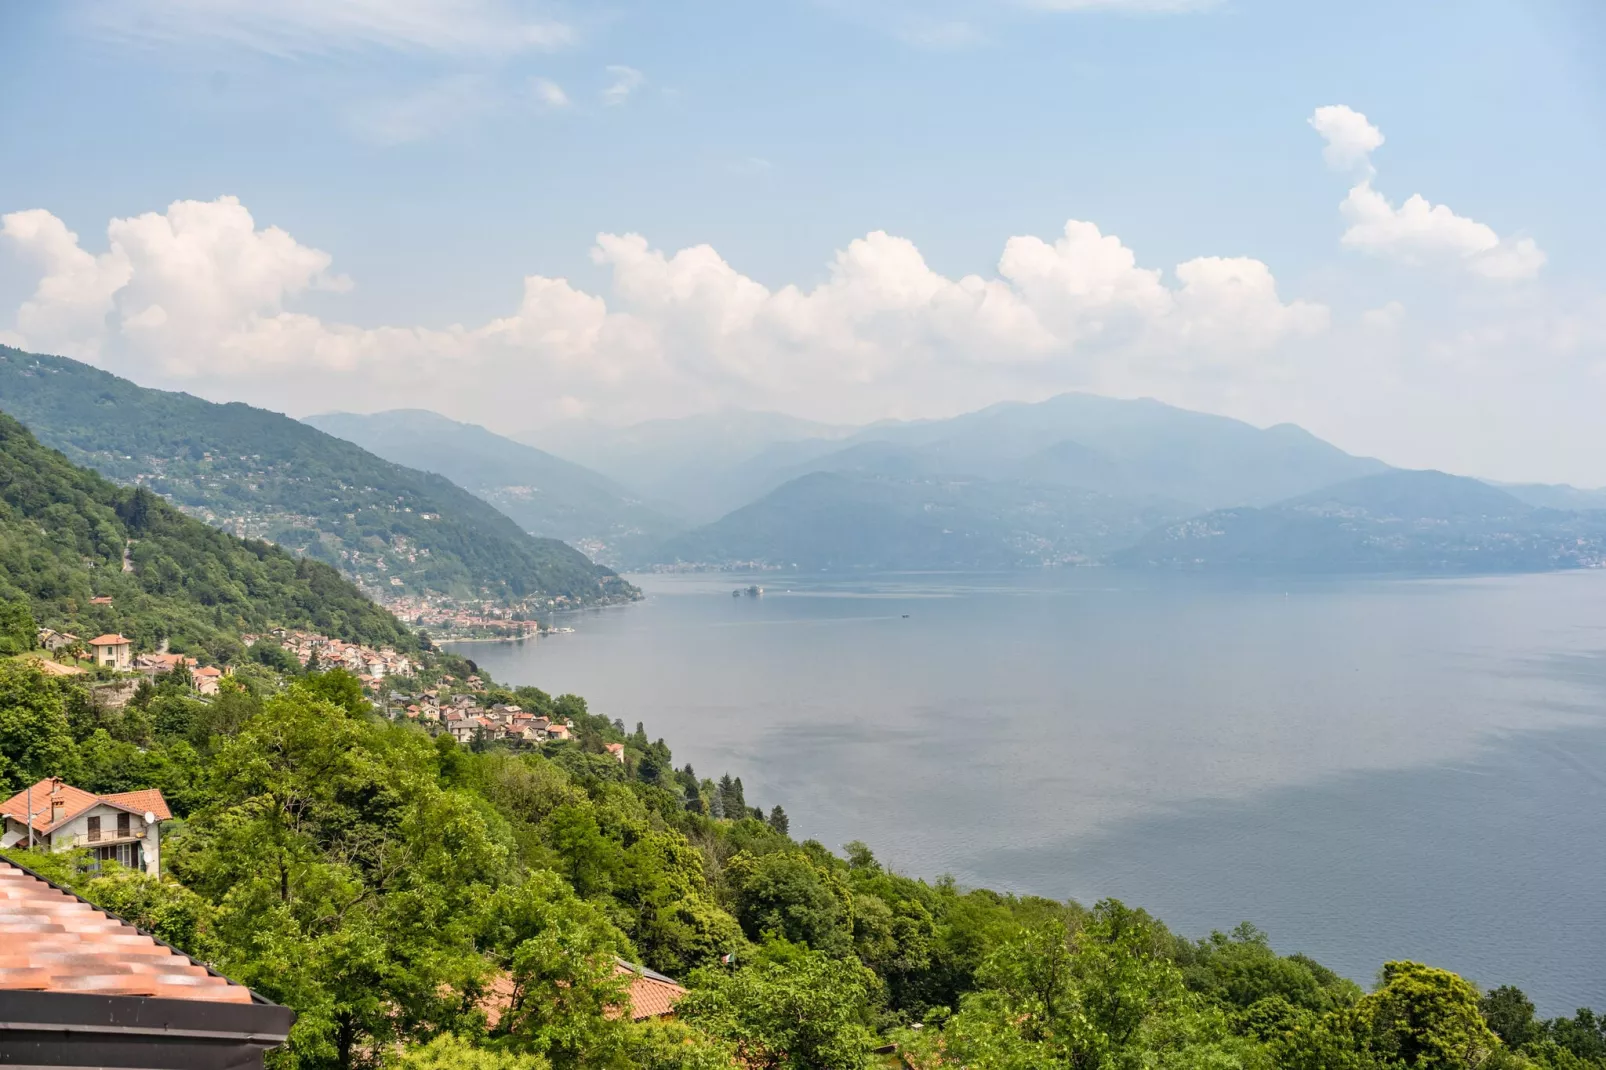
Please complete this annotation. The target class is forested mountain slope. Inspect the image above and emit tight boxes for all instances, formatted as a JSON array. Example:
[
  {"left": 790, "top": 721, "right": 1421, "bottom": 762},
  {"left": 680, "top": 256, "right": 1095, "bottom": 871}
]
[
  {"left": 305, "top": 409, "right": 680, "bottom": 565},
  {"left": 0, "top": 412, "right": 412, "bottom": 661},
  {"left": 0, "top": 347, "right": 635, "bottom": 607}
]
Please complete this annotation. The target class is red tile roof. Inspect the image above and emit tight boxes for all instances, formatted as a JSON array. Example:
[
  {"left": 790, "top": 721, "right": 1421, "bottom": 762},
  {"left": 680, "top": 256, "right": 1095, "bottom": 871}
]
[
  {"left": 88, "top": 634, "right": 131, "bottom": 647},
  {"left": 102, "top": 789, "right": 173, "bottom": 822},
  {"left": 0, "top": 860, "right": 253, "bottom": 1003},
  {"left": 479, "top": 959, "right": 686, "bottom": 1025},
  {"left": 1, "top": 781, "right": 171, "bottom": 835},
  {"left": 617, "top": 962, "right": 687, "bottom": 1020}
]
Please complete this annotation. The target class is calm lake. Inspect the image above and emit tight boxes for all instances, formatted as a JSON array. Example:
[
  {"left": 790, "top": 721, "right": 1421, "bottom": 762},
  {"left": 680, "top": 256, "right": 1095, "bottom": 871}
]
[{"left": 448, "top": 569, "right": 1606, "bottom": 1014}]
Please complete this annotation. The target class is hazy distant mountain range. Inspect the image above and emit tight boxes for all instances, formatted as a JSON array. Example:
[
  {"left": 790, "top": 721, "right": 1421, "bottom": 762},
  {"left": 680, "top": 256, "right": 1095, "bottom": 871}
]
[
  {"left": 6, "top": 343, "right": 1604, "bottom": 581},
  {"left": 303, "top": 410, "right": 680, "bottom": 565},
  {"left": 516, "top": 395, "right": 1606, "bottom": 575},
  {"left": 1117, "top": 470, "right": 1606, "bottom": 573}
]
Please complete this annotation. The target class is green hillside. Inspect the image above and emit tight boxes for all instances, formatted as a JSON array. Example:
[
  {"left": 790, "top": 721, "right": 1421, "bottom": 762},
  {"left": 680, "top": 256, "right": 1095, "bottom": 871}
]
[
  {"left": 0, "top": 412, "right": 411, "bottom": 661},
  {"left": 0, "top": 347, "right": 637, "bottom": 607},
  {"left": 304, "top": 409, "right": 681, "bottom": 564}
]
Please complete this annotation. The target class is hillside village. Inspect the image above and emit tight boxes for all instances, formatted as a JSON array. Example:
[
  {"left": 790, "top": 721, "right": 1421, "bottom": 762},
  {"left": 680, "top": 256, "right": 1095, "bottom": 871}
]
[
  {"left": 243, "top": 628, "right": 415, "bottom": 684},
  {"left": 36, "top": 622, "right": 582, "bottom": 750},
  {"left": 386, "top": 687, "right": 594, "bottom": 750}
]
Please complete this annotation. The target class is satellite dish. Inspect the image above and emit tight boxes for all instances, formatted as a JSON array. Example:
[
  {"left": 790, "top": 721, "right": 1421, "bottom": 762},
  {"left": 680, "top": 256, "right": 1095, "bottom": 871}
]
[{"left": 144, "top": 811, "right": 157, "bottom": 825}]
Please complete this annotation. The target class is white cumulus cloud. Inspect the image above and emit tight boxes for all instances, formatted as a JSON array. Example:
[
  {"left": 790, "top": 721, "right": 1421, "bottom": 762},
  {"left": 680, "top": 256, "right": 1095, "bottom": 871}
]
[
  {"left": 1313, "top": 106, "right": 1544, "bottom": 282},
  {"left": 1309, "top": 104, "right": 1384, "bottom": 173},
  {"left": 0, "top": 196, "right": 1326, "bottom": 425}
]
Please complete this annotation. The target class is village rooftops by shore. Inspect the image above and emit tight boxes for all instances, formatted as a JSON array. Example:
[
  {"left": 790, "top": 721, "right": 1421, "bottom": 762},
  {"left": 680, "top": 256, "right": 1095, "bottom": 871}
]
[{"left": 242, "top": 629, "right": 412, "bottom": 685}]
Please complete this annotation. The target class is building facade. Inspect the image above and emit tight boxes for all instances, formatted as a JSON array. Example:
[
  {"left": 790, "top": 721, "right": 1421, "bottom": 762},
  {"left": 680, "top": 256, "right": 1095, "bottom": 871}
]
[{"left": 0, "top": 780, "right": 169, "bottom": 876}]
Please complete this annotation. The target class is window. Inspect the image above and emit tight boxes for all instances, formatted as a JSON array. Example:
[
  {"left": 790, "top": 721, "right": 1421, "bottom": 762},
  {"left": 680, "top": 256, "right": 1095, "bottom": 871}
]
[
  {"left": 117, "top": 812, "right": 130, "bottom": 838},
  {"left": 87, "top": 816, "right": 100, "bottom": 842}
]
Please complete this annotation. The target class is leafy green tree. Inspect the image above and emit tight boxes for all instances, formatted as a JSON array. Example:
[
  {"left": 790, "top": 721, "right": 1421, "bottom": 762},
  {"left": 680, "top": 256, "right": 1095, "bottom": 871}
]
[
  {"left": 728, "top": 850, "right": 854, "bottom": 955},
  {"left": 1481, "top": 987, "right": 1539, "bottom": 1050},
  {"left": 678, "top": 945, "right": 878, "bottom": 1070},
  {"left": 542, "top": 804, "right": 626, "bottom": 900},
  {"left": 190, "top": 683, "right": 263, "bottom": 747},
  {"left": 621, "top": 1021, "right": 736, "bottom": 1070},
  {"left": 80, "top": 865, "right": 217, "bottom": 956},
  {"left": 909, "top": 901, "right": 1202, "bottom": 1070},
  {"left": 170, "top": 691, "right": 509, "bottom": 1070},
  {"left": 486, "top": 872, "right": 632, "bottom": 1070},
  {"left": 1543, "top": 1008, "right": 1606, "bottom": 1064},
  {"left": 295, "top": 670, "right": 370, "bottom": 719},
  {"left": 390, "top": 1034, "right": 548, "bottom": 1070},
  {"left": 0, "top": 661, "right": 76, "bottom": 792},
  {"left": 0, "top": 598, "right": 37, "bottom": 655},
  {"left": 1184, "top": 923, "right": 1359, "bottom": 1013},
  {"left": 1357, "top": 961, "right": 1502, "bottom": 1069}
]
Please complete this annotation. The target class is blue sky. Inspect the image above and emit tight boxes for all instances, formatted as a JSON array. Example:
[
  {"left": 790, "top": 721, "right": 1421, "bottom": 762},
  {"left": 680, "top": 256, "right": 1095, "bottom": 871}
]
[{"left": 1, "top": 0, "right": 1603, "bottom": 483}]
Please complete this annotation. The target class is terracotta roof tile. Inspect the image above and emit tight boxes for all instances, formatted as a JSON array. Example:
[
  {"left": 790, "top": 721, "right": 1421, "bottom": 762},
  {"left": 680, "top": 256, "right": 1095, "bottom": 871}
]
[
  {"left": 478, "top": 959, "right": 686, "bottom": 1026},
  {"left": 1, "top": 781, "right": 101, "bottom": 834},
  {"left": 617, "top": 963, "right": 686, "bottom": 1020},
  {"left": 2, "top": 781, "right": 172, "bottom": 833},
  {"left": 0, "top": 861, "right": 253, "bottom": 1004},
  {"left": 88, "top": 634, "right": 131, "bottom": 646},
  {"left": 102, "top": 789, "right": 174, "bottom": 822}
]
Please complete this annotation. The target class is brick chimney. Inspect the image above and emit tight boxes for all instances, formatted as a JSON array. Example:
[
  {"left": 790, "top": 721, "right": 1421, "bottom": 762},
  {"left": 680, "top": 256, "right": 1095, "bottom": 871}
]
[{"left": 49, "top": 778, "right": 64, "bottom": 823}]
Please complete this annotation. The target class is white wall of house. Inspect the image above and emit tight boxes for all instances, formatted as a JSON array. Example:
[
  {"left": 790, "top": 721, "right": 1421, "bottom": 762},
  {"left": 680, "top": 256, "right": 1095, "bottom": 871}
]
[{"left": 0, "top": 804, "right": 160, "bottom": 876}]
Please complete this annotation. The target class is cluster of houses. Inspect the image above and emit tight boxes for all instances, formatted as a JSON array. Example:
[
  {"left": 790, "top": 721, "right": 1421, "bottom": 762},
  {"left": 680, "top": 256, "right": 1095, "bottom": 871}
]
[
  {"left": 34, "top": 630, "right": 229, "bottom": 694},
  {"left": 242, "top": 629, "right": 413, "bottom": 687},
  {"left": 388, "top": 689, "right": 620, "bottom": 755},
  {"left": 384, "top": 596, "right": 560, "bottom": 638}
]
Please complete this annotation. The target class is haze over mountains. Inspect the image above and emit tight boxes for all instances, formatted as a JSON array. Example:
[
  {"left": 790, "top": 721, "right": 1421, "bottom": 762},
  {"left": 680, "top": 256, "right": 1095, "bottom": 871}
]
[
  {"left": 6, "top": 344, "right": 1605, "bottom": 582},
  {"left": 303, "top": 410, "right": 680, "bottom": 565},
  {"left": 564, "top": 394, "right": 1606, "bottom": 574}
]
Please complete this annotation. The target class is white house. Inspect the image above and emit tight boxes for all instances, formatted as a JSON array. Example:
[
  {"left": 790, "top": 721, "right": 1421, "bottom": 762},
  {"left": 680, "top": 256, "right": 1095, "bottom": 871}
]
[
  {"left": 0, "top": 778, "right": 170, "bottom": 876},
  {"left": 87, "top": 633, "right": 133, "bottom": 671}
]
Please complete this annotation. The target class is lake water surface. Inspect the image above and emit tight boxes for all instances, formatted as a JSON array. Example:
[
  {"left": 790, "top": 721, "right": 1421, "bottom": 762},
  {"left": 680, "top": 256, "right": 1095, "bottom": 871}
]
[{"left": 448, "top": 570, "right": 1606, "bottom": 1014}]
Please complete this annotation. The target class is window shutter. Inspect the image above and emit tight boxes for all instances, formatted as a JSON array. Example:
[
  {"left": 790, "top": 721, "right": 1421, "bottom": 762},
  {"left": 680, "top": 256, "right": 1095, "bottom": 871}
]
[{"left": 88, "top": 816, "right": 100, "bottom": 842}]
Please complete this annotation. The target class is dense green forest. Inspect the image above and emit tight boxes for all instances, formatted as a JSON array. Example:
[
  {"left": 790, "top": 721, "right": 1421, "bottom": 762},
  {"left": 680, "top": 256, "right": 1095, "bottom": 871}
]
[
  {"left": 0, "top": 412, "right": 412, "bottom": 662},
  {"left": 0, "top": 347, "right": 635, "bottom": 606},
  {"left": 1, "top": 650, "right": 1600, "bottom": 1070}
]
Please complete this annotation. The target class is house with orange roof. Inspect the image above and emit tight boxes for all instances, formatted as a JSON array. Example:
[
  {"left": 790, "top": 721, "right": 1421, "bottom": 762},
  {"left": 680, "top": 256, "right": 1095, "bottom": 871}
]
[
  {"left": 605, "top": 742, "right": 626, "bottom": 763},
  {"left": 616, "top": 960, "right": 689, "bottom": 1020},
  {"left": 192, "top": 666, "right": 225, "bottom": 696},
  {"left": 135, "top": 652, "right": 198, "bottom": 676},
  {"left": 0, "top": 779, "right": 171, "bottom": 876},
  {"left": 87, "top": 634, "right": 132, "bottom": 671},
  {"left": 480, "top": 958, "right": 686, "bottom": 1028},
  {"left": 0, "top": 858, "right": 292, "bottom": 1069}
]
